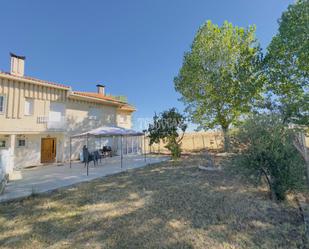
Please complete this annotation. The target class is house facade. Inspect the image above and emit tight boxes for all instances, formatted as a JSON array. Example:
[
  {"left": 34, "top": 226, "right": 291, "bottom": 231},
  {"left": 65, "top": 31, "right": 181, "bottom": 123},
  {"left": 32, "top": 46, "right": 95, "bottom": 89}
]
[{"left": 0, "top": 54, "right": 135, "bottom": 176}]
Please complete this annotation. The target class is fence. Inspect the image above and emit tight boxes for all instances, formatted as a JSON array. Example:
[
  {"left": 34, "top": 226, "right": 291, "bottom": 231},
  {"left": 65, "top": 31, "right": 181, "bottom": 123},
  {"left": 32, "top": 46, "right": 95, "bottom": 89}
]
[
  {"left": 143, "top": 131, "right": 224, "bottom": 154},
  {"left": 143, "top": 131, "right": 309, "bottom": 155}
]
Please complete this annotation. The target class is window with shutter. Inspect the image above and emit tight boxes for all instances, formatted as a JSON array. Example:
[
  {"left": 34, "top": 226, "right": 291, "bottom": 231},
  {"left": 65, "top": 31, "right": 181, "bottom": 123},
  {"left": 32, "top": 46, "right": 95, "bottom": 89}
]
[{"left": 24, "top": 98, "right": 34, "bottom": 116}]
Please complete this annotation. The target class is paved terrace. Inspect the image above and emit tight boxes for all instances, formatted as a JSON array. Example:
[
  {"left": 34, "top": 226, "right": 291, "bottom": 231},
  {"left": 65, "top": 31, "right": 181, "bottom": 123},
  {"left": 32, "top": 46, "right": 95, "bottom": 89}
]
[{"left": 0, "top": 154, "right": 169, "bottom": 203}]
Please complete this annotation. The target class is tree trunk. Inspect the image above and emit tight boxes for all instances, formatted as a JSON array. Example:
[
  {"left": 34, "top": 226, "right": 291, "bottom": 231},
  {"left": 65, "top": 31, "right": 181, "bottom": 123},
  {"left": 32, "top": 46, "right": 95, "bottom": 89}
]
[
  {"left": 261, "top": 168, "right": 277, "bottom": 201},
  {"left": 222, "top": 126, "right": 230, "bottom": 152}
]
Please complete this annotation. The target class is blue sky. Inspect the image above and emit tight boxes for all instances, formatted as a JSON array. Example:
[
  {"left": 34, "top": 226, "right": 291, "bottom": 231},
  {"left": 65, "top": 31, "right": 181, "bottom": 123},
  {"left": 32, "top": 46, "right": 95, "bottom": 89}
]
[{"left": 0, "top": 0, "right": 293, "bottom": 130}]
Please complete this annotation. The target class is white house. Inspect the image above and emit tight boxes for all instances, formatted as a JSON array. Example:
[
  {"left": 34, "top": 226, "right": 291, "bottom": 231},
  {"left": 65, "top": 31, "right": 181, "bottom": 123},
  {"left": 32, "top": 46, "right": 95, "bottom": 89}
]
[{"left": 0, "top": 53, "right": 136, "bottom": 177}]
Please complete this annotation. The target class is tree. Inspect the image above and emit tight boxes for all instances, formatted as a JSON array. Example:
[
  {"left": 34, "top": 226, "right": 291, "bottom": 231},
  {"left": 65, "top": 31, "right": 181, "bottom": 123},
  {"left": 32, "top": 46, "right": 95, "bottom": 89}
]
[
  {"left": 174, "top": 20, "right": 263, "bottom": 151},
  {"left": 147, "top": 108, "right": 187, "bottom": 159},
  {"left": 264, "top": 0, "right": 309, "bottom": 125},
  {"left": 229, "top": 114, "right": 306, "bottom": 201}
]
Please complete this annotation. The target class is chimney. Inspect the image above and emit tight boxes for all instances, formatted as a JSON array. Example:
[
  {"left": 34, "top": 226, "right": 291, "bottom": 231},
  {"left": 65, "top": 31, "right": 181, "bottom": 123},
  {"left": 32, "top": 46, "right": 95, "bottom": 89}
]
[
  {"left": 96, "top": 84, "right": 105, "bottom": 95},
  {"left": 10, "top": 53, "right": 25, "bottom": 76}
]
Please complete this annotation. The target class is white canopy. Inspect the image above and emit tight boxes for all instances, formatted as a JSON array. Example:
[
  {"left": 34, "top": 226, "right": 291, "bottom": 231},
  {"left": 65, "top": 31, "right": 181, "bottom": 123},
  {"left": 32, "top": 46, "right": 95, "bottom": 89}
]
[
  {"left": 69, "top": 126, "right": 147, "bottom": 173},
  {"left": 72, "top": 126, "right": 144, "bottom": 138}
]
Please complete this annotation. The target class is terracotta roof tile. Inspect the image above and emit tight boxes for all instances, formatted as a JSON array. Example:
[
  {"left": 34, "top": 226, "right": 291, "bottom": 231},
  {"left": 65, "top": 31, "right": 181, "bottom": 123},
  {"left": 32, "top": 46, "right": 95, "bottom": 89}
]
[
  {"left": 73, "top": 91, "right": 127, "bottom": 103},
  {"left": 119, "top": 105, "right": 136, "bottom": 111},
  {"left": 73, "top": 91, "right": 136, "bottom": 111}
]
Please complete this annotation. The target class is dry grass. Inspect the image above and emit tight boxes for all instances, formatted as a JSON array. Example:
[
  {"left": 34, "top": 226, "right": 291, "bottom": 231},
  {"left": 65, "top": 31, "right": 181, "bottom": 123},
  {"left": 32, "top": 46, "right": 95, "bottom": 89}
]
[{"left": 0, "top": 153, "right": 305, "bottom": 249}]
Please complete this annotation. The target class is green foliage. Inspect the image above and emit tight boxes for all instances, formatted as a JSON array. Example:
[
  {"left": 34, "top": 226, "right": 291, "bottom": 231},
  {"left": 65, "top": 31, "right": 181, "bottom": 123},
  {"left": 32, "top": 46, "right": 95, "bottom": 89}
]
[
  {"left": 229, "top": 114, "right": 306, "bottom": 201},
  {"left": 174, "top": 20, "right": 263, "bottom": 150},
  {"left": 264, "top": 0, "right": 309, "bottom": 125},
  {"left": 147, "top": 108, "right": 187, "bottom": 159}
]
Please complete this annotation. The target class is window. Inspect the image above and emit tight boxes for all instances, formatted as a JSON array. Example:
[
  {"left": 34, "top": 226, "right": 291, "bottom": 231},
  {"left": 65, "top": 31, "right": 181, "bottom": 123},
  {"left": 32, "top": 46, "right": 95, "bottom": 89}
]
[
  {"left": 49, "top": 102, "right": 65, "bottom": 122},
  {"left": 88, "top": 108, "right": 100, "bottom": 120},
  {"left": 0, "top": 95, "right": 6, "bottom": 114},
  {"left": 24, "top": 98, "right": 34, "bottom": 116},
  {"left": 0, "top": 140, "right": 6, "bottom": 148},
  {"left": 17, "top": 139, "right": 26, "bottom": 147},
  {"left": 48, "top": 102, "right": 66, "bottom": 129}
]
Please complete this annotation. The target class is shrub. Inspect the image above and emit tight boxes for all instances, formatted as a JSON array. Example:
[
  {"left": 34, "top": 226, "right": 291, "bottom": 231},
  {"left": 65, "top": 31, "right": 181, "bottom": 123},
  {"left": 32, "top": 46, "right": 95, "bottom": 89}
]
[
  {"left": 229, "top": 114, "right": 306, "bottom": 201},
  {"left": 147, "top": 108, "right": 187, "bottom": 159}
]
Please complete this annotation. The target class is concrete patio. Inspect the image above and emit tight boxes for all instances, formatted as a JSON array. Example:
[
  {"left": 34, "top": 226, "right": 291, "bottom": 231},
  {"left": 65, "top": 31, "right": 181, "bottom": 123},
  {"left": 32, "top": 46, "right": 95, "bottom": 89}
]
[{"left": 0, "top": 154, "right": 169, "bottom": 203}]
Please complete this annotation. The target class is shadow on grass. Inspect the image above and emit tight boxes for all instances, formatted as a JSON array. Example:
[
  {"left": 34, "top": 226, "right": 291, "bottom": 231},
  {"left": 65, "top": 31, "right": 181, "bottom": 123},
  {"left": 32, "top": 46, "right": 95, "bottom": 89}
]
[{"left": 0, "top": 155, "right": 305, "bottom": 249}]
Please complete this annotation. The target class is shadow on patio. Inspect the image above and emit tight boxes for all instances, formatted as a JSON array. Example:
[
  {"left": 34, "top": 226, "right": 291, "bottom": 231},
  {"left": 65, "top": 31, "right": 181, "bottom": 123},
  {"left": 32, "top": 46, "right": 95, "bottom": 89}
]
[{"left": 0, "top": 154, "right": 169, "bottom": 203}]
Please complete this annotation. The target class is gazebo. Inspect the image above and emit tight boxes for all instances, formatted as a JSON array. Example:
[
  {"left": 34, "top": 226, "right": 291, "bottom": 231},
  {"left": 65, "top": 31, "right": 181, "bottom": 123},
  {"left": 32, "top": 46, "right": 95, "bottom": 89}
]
[{"left": 70, "top": 126, "right": 145, "bottom": 175}]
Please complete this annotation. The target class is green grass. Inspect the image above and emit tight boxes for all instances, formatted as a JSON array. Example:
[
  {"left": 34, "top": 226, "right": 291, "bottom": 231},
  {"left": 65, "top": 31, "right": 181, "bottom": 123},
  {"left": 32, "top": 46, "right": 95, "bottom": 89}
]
[{"left": 0, "top": 153, "right": 305, "bottom": 249}]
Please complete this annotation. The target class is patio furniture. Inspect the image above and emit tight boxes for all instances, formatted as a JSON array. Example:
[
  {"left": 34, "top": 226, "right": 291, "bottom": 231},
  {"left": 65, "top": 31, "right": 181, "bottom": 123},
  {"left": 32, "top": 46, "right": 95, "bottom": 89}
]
[
  {"left": 102, "top": 146, "right": 112, "bottom": 157},
  {"left": 93, "top": 150, "right": 102, "bottom": 165},
  {"left": 83, "top": 146, "right": 97, "bottom": 167},
  {"left": 70, "top": 126, "right": 145, "bottom": 175}
]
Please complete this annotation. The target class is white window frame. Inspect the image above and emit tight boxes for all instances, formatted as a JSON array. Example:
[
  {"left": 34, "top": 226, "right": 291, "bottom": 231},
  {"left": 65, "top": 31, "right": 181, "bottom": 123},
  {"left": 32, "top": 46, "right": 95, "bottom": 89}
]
[
  {"left": 24, "top": 98, "right": 34, "bottom": 116},
  {"left": 17, "top": 138, "right": 27, "bottom": 148},
  {"left": 0, "top": 95, "right": 6, "bottom": 115},
  {"left": 49, "top": 102, "right": 66, "bottom": 122}
]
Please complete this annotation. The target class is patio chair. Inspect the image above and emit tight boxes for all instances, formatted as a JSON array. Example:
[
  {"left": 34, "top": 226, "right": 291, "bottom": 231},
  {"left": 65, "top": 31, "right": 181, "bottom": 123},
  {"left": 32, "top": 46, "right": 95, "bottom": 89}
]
[
  {"left": 83, "top": 146, "right": 96, "bottom": 167},
  {"left": 93, "top": 150, "right": 102, "bottom": 165}
]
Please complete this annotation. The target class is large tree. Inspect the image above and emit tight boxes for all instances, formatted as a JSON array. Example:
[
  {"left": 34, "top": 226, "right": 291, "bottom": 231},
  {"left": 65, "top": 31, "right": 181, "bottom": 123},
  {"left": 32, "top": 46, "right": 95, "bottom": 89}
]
[
  {"left": 264, "top": 0, "right": 309, "bottom": 125},
  {"left": 174, "top": 21, "right": 263, "bottom": 151}
]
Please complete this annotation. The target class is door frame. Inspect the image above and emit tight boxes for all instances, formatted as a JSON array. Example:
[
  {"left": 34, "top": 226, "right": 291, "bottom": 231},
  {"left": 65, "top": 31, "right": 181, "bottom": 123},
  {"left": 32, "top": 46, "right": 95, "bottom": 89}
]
[{"left": 41, "top": 137, "right": 57, "bottom": 163}]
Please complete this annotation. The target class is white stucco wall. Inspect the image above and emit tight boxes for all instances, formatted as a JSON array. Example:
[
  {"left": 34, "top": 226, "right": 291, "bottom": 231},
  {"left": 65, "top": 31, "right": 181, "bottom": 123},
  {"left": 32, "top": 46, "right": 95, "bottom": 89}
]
[
  {"left": 12, "top": 133, "right": 64, "bottom": 169},
  {"left": 0, "top": 75, "right": 135, "bottom": 171}
]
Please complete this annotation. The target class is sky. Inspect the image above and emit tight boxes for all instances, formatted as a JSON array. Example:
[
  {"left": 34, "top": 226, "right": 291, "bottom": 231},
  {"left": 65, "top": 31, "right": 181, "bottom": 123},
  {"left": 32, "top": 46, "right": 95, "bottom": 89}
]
[{"left": 0, "top": 0, "right": 294, "bottom": 130}]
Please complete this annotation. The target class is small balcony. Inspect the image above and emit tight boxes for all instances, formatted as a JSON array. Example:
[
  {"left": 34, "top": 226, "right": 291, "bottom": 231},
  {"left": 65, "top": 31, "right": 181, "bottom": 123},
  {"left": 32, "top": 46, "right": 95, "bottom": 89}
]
[{"left": 37, "top": 116, "right": 67, "bottom": 130}]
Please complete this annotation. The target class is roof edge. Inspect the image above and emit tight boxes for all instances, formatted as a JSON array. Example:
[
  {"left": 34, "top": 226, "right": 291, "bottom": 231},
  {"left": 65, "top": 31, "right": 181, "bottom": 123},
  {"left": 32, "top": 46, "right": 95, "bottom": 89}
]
[
  {"left": 0, "top": 71, "right": 71, "bottom": 90},
  {"left": 69, "top": 92, "right": 123, "bottom": 106},
  {"left": 70, "top": 92, "right": 136, "bottom": 111}
]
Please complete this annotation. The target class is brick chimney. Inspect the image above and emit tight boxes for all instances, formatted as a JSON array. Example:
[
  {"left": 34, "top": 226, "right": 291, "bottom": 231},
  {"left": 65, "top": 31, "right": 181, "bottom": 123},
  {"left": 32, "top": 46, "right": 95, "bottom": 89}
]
[
  {"left": 10, "top": 53, "right": 25, "bottom": 76},
  {"left": 96, "top": 84, "right": 105, "bottom": 95}
]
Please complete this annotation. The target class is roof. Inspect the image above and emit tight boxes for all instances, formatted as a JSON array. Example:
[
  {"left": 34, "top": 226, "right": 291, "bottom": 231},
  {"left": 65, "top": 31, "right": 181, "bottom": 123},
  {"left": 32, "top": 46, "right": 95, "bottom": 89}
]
[
  {"left": 118, "top": 104, "right": 136, "bottom": 112},
  {"left": 0, "top": 71, "right": 135, "bottom": 111},
  {"left": 0, "top": 71, "right": 70, "bottom": 89},
  {"left": 72, "top": 126, "right": 144, "bottom": 138},
  {"left": 73, "top": 91, "right": 127, "bottom": 104},
  {"left": 72, "top": 91, "right": 136, "bottom": 111}
]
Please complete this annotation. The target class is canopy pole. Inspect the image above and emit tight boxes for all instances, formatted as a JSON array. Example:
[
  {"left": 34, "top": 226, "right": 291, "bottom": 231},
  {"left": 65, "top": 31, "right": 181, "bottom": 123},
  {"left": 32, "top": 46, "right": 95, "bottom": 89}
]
[
  {"left": 86, "top": 133, "right": 89, "bottom": 148},
  {"left": 131, "top": 136, "right": 134, "bottom": 154},
  {"left": 113, "top": 136, "right": 115, "bottom": 156},
  {"left": 126, "top": 136, "right": 128, "bottom": 155},
  {"left": 144, "top": 134, "right": 147, "bottom": 162},
  {"left": 86, "top": 133, "right": 89, "bottom": 176},
  {"left": 121, "top": 135, "right": 123, "bottom": 168},
  {"left": 69, "top": 137, "right": 72, "bottom": 168}
]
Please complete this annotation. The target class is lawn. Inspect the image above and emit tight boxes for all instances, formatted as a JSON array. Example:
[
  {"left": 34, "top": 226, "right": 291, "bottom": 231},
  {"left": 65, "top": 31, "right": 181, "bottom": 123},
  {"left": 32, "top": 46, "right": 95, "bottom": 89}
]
[{"left": 0, "top": 153, "right": 305, "bottom": 249}]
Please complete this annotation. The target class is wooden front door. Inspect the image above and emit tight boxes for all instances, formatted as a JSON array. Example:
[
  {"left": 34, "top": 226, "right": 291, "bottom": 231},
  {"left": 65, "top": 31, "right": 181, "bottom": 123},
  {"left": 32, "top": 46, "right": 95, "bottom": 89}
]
[{"left": 41, "top": 138, "right": 56, "bottom": 163}]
